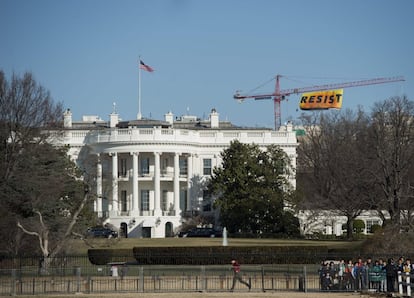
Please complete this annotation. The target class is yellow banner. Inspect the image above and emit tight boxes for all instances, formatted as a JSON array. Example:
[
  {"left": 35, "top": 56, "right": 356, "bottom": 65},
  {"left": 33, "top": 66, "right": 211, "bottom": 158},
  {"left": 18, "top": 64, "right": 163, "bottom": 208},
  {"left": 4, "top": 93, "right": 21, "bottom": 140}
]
[{"left": 299, "top": 89, "right": 343, "bottom": 110}]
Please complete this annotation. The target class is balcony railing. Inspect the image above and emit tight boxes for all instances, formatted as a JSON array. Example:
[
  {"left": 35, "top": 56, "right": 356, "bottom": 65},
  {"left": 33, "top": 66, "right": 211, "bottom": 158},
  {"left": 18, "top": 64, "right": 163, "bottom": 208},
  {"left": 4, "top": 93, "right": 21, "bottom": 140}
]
[{"left": 80, "top": 128, "right": 296, "bottom": 146}]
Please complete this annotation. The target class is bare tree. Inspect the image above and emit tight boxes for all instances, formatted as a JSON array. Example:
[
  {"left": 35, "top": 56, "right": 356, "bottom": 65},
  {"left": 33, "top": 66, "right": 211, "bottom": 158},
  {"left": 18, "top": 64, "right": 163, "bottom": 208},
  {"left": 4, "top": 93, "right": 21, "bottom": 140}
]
[
  {"left": 297, "top": 96, "right": 414, "bottom": 240},
  {"left": 17, "top": 191, "right": 89, "bottom": 272},
  {"left": 366, "top": 96, "right": 414, "bottom": 229},
  {"left": 0, "top": 71, "right": 63, "bottom": 181},
  {"left": 297, "top": 109, "right": 373, "bottom": 239},
  {"left": 0, "top": 71, "right": 95, "bottom": 262}
]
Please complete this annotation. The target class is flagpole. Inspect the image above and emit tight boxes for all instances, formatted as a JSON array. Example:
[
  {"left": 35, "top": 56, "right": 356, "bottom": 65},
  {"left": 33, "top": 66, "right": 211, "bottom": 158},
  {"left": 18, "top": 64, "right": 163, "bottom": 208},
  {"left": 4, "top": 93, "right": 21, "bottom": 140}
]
[{"left": 138, "top": 56, "right": 142, "bottom": 120}]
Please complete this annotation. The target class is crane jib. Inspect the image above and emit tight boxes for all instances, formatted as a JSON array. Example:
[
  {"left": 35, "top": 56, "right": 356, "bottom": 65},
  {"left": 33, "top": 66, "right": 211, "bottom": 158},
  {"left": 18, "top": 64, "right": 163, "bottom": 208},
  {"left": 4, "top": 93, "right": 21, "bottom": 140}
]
[
  {"left": 233, "top": 75, "right": 404, "bottom": 129},
  {"left": 254, "top": 96, "right": 273, "bottom": 100}
]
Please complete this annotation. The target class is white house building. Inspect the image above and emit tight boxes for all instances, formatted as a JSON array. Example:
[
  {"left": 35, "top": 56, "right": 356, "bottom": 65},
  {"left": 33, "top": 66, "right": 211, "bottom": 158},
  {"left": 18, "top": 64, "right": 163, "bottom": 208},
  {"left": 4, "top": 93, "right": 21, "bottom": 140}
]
[
  {"left": 58, "top": 108, "right": 298, "bottom": 238},
  {"left": 56, "top": 107, "right": 387, "bottom": 238}
]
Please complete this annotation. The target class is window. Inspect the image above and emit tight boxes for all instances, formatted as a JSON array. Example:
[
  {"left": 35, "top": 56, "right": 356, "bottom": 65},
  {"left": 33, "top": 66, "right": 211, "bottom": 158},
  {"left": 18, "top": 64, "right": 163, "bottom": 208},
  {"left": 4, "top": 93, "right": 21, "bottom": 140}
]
[
  {"left": 202, "top": 190, "right": 212, "bottom": 212},
  {"left": 141, "top": 190, "right": 150, "bottom": 211},
  {"left": 180, "top": 189, "right": 187, "bottom": 211},
  {"left": 141, "top": 157, "right": 150, "bottom": 175},
  {"left": 203, "top": 158, "right": 212, "bottom": 175},
  {"left": 121, "top": 190, "right": 127, "bottom": 212},
  {"left": 162, "top": 190, "right": 168, "bottom": 211},
  {"left": 366, "top": 220, "right": 380, "bottom": 233},
  {"left": 162, "top": 158, "right": 169, "bottom": 174},
  {"left": 179, "top": 158, "right": 188, "bottom": 175},
  {"left": 120, "top": 158, "right": 127, "bottom": 177}
]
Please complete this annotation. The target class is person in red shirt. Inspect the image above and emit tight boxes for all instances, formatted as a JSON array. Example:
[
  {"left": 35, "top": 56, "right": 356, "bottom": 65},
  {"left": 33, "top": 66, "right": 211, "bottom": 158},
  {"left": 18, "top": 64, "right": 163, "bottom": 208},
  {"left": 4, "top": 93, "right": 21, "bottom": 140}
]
[{"left": 230, "top": 260, "right": 251, "bottom": 291}]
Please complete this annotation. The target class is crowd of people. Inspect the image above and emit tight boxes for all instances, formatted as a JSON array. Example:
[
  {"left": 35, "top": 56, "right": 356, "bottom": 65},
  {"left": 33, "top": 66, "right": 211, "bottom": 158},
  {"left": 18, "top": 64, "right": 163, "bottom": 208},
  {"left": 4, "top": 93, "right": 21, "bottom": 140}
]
[{"left": 318, "top": 256, "right": 414, "bottom": 292}]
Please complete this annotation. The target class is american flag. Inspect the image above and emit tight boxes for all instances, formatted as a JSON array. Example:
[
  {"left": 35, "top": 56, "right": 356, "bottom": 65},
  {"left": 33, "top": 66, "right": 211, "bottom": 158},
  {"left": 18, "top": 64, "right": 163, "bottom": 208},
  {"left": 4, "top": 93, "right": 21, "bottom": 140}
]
[{"left": 139, "top": 60, "right": 154, "bottom": 72}]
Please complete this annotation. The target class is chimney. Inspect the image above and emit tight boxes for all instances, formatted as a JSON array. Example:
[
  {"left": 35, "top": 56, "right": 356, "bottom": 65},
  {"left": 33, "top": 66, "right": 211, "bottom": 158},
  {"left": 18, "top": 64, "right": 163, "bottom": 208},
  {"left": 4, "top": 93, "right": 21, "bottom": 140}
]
[
  {"left": 209, "top": 108, "right": 219, "bottom": 128},
  {"left": 164, "top": 111, "right": 174, "bottom": 125},
  {"left": 110, "top": 112, "right": 119, "bottom": 128},
  {"left": 286, "top": 121, "right": 293, "bottom": 132},
  {"left": 63, "top": 109, "right": 72, "bottom": 128}
]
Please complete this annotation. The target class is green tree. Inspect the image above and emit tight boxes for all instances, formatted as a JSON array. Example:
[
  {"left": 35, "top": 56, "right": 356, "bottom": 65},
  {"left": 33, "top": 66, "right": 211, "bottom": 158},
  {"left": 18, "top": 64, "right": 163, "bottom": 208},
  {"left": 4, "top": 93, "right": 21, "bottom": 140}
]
[
  {"left": 352, "top": 219, "right": 365, "bottom": 234},
  {"left": 0, "top": 71, "right": 96, "bottom": 265},
  {"left": 208, "top": 140, "right": 299, "bottom": 236},
  {"left": 15, "top": 144, "right": 95, "bottom": 272}
]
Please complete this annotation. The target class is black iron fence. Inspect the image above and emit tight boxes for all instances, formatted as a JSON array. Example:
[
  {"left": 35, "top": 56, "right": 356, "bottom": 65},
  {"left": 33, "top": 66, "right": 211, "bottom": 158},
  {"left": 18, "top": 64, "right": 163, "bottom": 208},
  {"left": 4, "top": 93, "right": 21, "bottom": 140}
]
[
  {"left": 1, "top": 255, "right": 413, "bottom": 296},
  {"left": 2, "top": 264, "right": 412, "bottom": 296},
  {"left": 1, "top": 264, "right": 317, "bottom": 295},
  {"left": 398, "top": 272, "right": 414, "bottom": 297}
]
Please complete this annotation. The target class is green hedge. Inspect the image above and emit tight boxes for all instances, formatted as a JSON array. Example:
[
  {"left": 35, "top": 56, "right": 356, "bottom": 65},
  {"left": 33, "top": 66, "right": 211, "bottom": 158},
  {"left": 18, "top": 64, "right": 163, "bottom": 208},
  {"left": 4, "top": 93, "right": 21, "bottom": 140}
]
[
  {"left": 88, "top": 248, "right": 135, "bottom": 265},
  {"left": 131, "top": 246, "right": 330, "bottom": 265},
  {"left": 88, "top": 246, "right": 362, "bottom": 265}
]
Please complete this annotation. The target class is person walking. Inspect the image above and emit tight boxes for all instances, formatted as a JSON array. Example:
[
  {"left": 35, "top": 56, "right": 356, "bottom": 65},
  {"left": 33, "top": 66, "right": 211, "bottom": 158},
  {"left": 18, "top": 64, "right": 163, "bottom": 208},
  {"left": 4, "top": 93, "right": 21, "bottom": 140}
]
[{"left": 230, "top": 260, "right": 251, "bottom": 292}]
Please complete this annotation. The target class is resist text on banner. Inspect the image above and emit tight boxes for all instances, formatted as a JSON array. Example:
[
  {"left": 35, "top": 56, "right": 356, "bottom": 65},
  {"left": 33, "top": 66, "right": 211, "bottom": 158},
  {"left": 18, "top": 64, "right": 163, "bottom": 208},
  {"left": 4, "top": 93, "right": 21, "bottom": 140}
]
[{"left": 299, "top": 89, "right": 343, "bottom": 110}]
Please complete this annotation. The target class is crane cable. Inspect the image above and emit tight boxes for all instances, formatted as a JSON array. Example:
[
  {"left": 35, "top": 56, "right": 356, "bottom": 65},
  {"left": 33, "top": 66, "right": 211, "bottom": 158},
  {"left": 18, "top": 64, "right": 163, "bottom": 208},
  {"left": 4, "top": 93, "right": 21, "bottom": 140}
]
[
  {"left": 243, "top": 75, "right": 376, "bottom": 96},
  {"left": 245, "top": 77, "right": 275, "bottom": 96}
]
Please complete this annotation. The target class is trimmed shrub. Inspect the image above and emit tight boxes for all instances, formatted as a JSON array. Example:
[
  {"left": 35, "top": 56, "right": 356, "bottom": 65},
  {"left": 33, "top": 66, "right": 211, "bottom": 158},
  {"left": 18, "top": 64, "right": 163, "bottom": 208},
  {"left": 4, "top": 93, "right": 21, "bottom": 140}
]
[
  {"left": 88, "top": 248, "right": 134, "bottom": 265},
  {"left": 131, "top": 246, "right": 329, "bottom": 265}
]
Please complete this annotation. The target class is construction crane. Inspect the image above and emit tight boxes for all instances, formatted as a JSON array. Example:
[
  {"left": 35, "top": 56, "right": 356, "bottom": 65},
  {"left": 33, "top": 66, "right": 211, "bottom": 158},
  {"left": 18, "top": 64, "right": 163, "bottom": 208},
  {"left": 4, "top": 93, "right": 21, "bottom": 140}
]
[{"left": 234, "top": 75, "right": 405, "bottom": 130}]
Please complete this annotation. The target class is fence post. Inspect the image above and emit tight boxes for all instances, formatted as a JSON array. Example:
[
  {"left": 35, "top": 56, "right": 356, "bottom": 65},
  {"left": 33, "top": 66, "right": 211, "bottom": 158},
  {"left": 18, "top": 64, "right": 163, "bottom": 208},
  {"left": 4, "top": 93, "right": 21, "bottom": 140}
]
[
  {"left": 87, "top": 276, "right": 91, "bottom": 294},
  {"left": 76, "top": 266, "right": 81, "bottom": 293},
  {"left": 11, "top": 269, "right": 16, "bottom": 296},
  {"left": 261, "top": 266, "right": 265, "bottom": 292},
  {"left": 201, "top": 265, "right": 206, "bottom": 292},
  {"left": 303, "top": 265, "right": 307, "bottom": 293},
  {"left": 139, "top": 266, "right": 144, "bottom": 293}
]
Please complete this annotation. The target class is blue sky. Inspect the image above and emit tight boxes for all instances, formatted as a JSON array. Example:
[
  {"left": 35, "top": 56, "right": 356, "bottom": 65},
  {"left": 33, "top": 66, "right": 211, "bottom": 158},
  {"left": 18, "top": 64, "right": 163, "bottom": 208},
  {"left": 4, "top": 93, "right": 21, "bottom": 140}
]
[{"left": 1, "top": 0, "right": 412, "bottom": 129}]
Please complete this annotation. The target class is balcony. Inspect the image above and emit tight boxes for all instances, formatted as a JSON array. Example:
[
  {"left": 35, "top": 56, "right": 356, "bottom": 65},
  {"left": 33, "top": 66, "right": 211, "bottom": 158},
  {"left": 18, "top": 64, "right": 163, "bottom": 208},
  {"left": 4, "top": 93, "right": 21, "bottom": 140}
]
[
  {"left": 161, "top": 169, "right": 174, "bottom": 177},
  {"left": 85, "top": 127, "right": 297, "bottom": 147}
]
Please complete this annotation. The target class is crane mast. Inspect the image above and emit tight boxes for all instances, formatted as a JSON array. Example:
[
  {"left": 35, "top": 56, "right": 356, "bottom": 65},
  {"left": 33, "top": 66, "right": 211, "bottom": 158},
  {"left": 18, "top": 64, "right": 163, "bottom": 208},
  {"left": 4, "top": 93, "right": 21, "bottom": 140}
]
[{"left": 234, "top": 75, "right": 405, "bottom": 130}]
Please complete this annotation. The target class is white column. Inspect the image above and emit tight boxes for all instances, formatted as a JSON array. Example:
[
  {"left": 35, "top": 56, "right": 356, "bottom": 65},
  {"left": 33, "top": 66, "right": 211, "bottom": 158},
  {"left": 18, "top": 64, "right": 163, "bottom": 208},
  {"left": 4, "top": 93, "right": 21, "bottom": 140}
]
[
  {"left": 154, "top": 152, "right": 161, "bottom": 216},
  {"left": 174, "top": 153, "right": 181, "bottom": 215},
  {"left": 131, "top": 152, "right": 139, "bottom": 214},
  {"left": 187, "top": 154, "right": 193, "bottom": 211},
  {"left": 111, "top": 152, "right": 118, "bottom": 212},
  {"left": 96, "top": 154, "right": 103, "bottom": 216}
]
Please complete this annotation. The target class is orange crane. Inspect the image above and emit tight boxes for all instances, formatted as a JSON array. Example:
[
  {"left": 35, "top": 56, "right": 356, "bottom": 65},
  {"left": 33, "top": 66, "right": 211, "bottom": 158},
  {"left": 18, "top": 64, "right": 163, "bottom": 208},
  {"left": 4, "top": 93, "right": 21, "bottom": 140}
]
[{"left": 234, "top": 75, "right": 405, "bottom": 130}]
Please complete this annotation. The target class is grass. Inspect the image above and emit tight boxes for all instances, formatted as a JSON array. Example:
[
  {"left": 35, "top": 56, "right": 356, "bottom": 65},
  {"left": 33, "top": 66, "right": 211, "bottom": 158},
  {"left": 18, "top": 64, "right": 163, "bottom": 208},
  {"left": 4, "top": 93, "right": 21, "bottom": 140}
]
[{"left": 66, "top": 237, "right": 362, "bottom": 255}]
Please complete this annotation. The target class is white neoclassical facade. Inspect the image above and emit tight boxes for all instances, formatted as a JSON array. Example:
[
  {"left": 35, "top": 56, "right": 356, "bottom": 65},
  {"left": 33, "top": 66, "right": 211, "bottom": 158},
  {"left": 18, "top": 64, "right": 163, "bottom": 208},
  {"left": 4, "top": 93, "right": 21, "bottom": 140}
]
[
  {"left": 57, "top": 108, "right": 298, "bottom": 238},
  {"left": 297, "top": 210, "right": 384, "bottom": 237}
]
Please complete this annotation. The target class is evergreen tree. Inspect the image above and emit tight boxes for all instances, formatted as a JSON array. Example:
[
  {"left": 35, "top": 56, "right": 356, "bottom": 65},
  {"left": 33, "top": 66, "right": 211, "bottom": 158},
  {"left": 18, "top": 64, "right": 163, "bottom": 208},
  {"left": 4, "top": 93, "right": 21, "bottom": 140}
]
[
  {"left": 0, "top": 70, "right": 96, "bottom": 262},
  {"left": 208, "top": 140, "right": 299, "bottom": 236}
]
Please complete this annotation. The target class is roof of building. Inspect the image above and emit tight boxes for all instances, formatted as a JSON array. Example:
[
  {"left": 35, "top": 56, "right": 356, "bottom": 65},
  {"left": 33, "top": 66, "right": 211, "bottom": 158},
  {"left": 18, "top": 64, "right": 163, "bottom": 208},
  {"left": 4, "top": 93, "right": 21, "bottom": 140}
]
[{"left": 64, "top": 108, "right": 275, "bottom": 131}]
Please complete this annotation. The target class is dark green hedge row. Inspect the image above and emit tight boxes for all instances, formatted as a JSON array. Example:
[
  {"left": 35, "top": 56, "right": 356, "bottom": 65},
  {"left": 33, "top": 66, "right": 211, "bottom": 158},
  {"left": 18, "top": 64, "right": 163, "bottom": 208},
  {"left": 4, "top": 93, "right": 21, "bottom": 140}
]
[
  {"left": 88, "top": 246, "right": 361, "bottom": 265},
  {"left": 88, "top": 248, "right": 135, "bottom": 265},
  {"left": 131, "top": 246, "right": 331, "bottom": 265}
]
